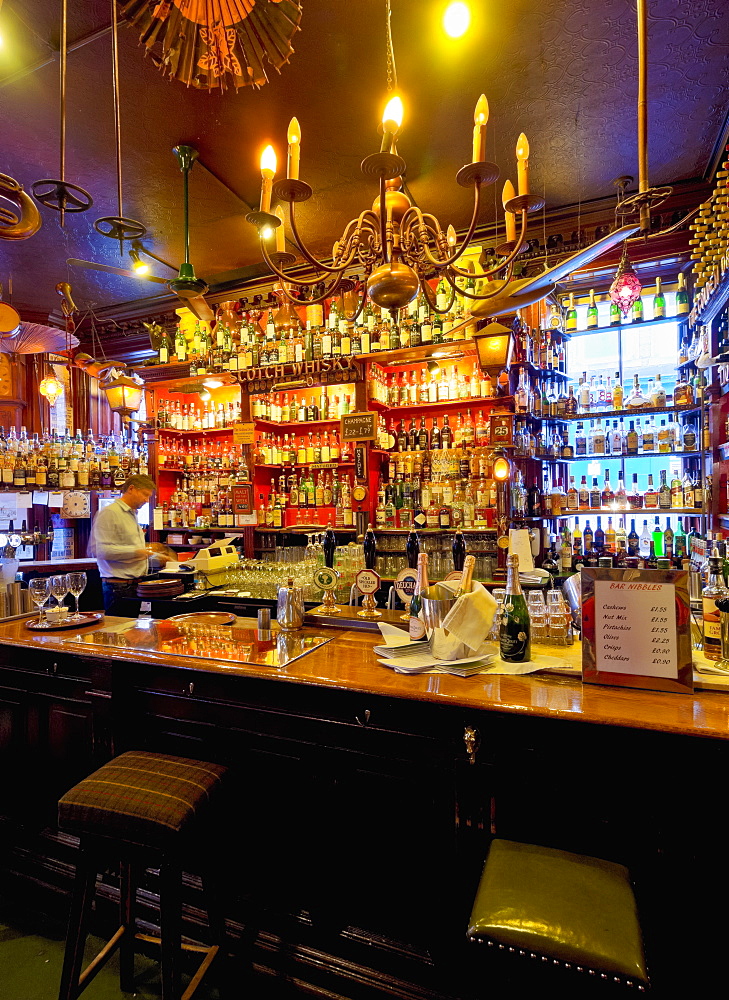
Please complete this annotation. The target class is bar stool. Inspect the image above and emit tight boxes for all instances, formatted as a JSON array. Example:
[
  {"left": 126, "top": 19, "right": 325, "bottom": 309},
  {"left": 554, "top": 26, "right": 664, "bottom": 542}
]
[
  {"left": 467, "top": 839, "right": 649, "bottom": 992},
  {"left": 57, "top": 750, "right": 229, "bottom": 1000}
]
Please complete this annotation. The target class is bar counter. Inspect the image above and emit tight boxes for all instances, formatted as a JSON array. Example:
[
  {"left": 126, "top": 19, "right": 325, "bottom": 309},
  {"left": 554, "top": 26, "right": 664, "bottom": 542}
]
[
  {"left": 0, "top": 611, "right": 726, "bottom": 998},
  {"left": 0, "top": 613, "right": 728, "bottom": 740}
]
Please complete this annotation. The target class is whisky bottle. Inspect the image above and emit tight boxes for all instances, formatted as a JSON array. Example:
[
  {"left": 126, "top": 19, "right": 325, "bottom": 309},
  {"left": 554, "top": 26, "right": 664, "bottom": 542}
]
[
  {"left": 702, "top": 554, "right": 727, "bottom": 661},
  {"left": 500, "top": 554, "right": 531, "bottom": 663}
]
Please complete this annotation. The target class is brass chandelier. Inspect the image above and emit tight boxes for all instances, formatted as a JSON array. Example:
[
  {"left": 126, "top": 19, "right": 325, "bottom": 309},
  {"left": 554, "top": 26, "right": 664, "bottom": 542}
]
[{"left": 246, "top": 95, "right": 545, "bottom": 319}]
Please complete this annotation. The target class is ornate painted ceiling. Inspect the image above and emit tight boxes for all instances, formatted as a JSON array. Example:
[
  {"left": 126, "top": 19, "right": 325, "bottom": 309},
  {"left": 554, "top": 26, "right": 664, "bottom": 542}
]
[{"left": 1, "top": 0, "right": 728, "bottom": 318}]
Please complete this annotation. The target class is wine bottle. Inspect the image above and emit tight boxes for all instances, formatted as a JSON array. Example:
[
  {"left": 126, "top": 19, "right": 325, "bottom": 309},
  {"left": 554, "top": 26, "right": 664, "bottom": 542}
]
[
  {"left": 454, "top": 554, "right": 475, "bottom": 598},
  {"left": 409, "top": 552, "right": 429, "bottom": 642},
  {"left": 452, "top": 530, "right": 466, "bottom": 572},
  {"left": 406, "top": 529, "right": 420, "bottom": 569},
  {"left": 499, "top": 554, "right": 531, "bottom": 662},
  {"left": 322, "top": 522, "right": 337, "bottom": 568},
  {"left": 363, "top": 526, "right": 377, "bottom": 569}
]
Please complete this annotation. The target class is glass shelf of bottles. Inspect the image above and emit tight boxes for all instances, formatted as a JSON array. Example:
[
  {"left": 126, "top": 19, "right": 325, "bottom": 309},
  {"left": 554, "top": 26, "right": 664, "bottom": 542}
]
[
  {"left": 368, "top": 361, "right": 513, "bottom": 409},
  {"left": 254, "top": 418, "right": 341, "bottom": 430},
  {"left": 158, "top": 526, "right": 241, "bottom": 534},
  {"left": 558, "top": 402, "right": 702, "bottom": 422}
]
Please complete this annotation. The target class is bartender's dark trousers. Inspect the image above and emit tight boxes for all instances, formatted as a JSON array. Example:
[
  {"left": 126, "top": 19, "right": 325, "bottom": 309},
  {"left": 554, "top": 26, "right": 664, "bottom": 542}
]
[{"left": 101, "top": 578, "right": 139, "bottom": 616}]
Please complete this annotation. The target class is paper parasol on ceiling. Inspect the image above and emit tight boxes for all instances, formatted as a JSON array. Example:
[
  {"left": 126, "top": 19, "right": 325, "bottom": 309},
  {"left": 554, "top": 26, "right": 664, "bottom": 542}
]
[
  {"left": 0, "top": 323, "right": 79, "bottom": 355},
  {"left": 119, "top": 0, "right": 303, "bottom": 91}
]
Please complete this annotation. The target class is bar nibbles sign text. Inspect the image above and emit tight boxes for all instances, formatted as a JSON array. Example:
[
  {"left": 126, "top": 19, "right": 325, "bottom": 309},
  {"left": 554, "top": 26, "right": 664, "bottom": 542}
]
[{"left": 581, "top": 568, "right": 693, "bottom": 694}]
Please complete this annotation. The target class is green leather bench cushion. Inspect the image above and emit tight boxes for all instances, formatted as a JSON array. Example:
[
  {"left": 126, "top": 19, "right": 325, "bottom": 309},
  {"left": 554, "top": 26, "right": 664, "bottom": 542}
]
[
  {"left": 467, "top": 839, "right": 648, "bottom": 984},
  {"left": 59, "top": 750, "right": 228, "bottom": 848}
]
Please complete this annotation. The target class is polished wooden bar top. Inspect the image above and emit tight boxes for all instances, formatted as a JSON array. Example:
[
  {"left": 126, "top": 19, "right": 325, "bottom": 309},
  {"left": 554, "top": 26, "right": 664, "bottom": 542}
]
[{"left": 1, "top": 613, "right": 729, "bottom": 740}]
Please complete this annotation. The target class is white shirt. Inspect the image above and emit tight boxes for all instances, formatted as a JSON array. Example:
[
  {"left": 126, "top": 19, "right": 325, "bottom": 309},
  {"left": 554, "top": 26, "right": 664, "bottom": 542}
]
[{"left": 89, "top": 498, "right": 148, "bottom": 580}]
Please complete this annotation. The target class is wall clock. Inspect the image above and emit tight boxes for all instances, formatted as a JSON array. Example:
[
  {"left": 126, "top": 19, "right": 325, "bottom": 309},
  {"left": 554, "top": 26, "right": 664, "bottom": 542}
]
[{"left": 61, "top": 491, "right": 91, "bottom": 519}]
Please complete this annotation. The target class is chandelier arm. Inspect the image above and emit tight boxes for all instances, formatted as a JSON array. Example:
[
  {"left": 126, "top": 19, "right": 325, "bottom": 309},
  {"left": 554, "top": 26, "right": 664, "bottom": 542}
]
[
  {"left": 475, "top": 210, "right": 530, "bottom": 279},
  {"left": 418, "top": 182, "right": 484, "bottom": 270},
  {"left": 264, "top": 264, "right": 345, "bottom": 306},
  {"left": 259, "top": 238, "right": 327, "bottom": 288},
  {"left": 342, "top": 279, "right": 370, "bottom": 323},
  {"left": 419, "top": 274, "right": 457, "bottom": 315},
  {"left": 288, "top": 200, "right": 355, "bottom": 275}
]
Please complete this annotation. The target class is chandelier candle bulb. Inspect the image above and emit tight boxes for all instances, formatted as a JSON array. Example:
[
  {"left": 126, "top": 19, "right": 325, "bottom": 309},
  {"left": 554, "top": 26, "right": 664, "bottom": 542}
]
[
  {"left": 447, "top": 224, "right": 457, "bottom": 247},
  {"left": 273, "top": 205, "right": 286, "bottom": 252},
  {"left": 380, "top": 95, "right": 404, "bottom": 153},
  {"left": 502, "top": 179, "right": 517, "bottom": 241},
  {"left": 287, "top": 117, "right": 301, "bottom": 180},
  {"left": 259, "top": 145, "right": 277, "bottom": 213},
  {"left": 516, "top": 133, "right": 530, "bottom": 195},
  {"left": 472, "top": 94, "right": 488, "bottom": 162}
]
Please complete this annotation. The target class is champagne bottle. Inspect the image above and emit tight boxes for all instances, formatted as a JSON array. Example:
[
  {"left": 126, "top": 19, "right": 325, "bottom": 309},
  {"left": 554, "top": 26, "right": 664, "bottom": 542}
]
[
  {"left": 499, "top": 554, "right": 531, "bottom": 662},
  {"left": 454, "top": 554, "right": 476, "bottom": 598},
  {"left": 409, "top": 552, "right": 429, "bottom": 641}
]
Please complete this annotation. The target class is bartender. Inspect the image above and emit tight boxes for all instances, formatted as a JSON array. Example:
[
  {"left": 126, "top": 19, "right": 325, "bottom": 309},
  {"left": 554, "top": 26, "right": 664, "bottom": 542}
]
[{"left": 90, "top": 474, "right": 168, "bottom": 614}]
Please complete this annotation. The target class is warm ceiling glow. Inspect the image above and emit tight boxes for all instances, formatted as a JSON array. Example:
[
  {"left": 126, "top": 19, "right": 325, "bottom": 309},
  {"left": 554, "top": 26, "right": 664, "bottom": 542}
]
[
  {"left": 382, "top": 95, "right": 404, "bottom": 130},
  {"left": 493, "top": 454, "right": 511, "bottom": 481},
  {"left": 260, "top": 225, "right": 274, "bottom": 240},
  {"left": 443, "top": 2, "right": 471, "bottom": 37},
  {"left": 260, "top": 144, "right": 277, "bottom": 177},
  {"left": 202, "top": 378, "right": 224, "bottom": 389}
]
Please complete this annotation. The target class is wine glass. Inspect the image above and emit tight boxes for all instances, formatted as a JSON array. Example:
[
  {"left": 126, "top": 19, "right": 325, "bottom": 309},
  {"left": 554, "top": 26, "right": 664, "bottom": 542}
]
[
  {"left": 28, "top": 577, "right": 51, "bottom": 627},
  {"left": 66, "top": 572, "right": 87, "bottom": 621},
  {"left": 50, "top": 574, "right": 70, "bottom": 611}
]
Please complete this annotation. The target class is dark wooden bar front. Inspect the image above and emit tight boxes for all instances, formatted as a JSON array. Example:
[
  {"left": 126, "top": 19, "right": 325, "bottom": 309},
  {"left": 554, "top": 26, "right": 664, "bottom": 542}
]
[{"left": 0, "top": 615, "right": 726, "bottom": 998}]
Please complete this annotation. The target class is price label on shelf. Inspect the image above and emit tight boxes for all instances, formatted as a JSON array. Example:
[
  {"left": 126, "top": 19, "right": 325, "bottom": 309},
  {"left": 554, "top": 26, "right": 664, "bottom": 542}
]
[
  {"left": 233, "top": 422, "right": 255, "bottom": 446},
  {"left": 356, "top": 568, "right": 381, "bottom": 595}
]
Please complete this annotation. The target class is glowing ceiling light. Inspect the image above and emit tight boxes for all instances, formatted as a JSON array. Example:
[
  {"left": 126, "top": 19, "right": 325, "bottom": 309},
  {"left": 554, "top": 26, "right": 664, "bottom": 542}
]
[
  {"left": 443, "top": 2, "right": 471, "bottom": 38},
  {"left": 129, "top": 248, "right": 150, "bottom": 275}
]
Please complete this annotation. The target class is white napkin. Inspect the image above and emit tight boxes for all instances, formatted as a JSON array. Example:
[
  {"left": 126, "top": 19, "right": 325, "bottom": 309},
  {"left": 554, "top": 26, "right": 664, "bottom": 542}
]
[{"left": 441, "top": 583, "right": 497, "bottom": 654}]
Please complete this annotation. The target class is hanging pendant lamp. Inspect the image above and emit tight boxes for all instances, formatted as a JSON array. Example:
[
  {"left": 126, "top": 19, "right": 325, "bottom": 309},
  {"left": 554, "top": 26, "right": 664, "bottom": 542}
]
[{"left": 609, "top": 242, "right": 642, "bottom": 316}]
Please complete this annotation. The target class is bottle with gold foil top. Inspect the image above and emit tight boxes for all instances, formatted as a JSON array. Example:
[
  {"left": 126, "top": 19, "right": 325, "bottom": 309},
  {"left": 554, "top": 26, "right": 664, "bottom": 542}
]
[
  {"left": 586, "top": 289, "right": 598, "bottom": 329},
  {"left": 408, "top": 552, "right": 429, "bottom": 641},
  {"left": 500, "top": 554, "right": 531, "bottom": 662}
]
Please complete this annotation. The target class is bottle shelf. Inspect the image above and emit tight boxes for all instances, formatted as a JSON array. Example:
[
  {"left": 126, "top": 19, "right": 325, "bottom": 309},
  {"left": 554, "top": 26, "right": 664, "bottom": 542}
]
[
  {"left": 159, "top": 527, "right": 243, "bottom": 535},
  {"left": 253, "top": 418, "right": 341, "bottom": 430},
  {"left": 154, "top": 425, "right": 239, "bottom": 435},
  {"left": 561, "top": 403, "right": 702, "bottom": 421},
  {"left": 253, "top": 525, "right": 357, "bottom": 533},
  {"left": 360, "top": 340, "right": 477, "bottom": 366},
  {"left": 544, "top": 507, "right": 706, "bottom": 518},
  {"left": 511, "top": 361, "right": 569, "bottom": 380},
  {"left": 368, "top": 395, "right": 514, "bottom": 414},
  {"left": 252, "top": 462, "right": 355, "bottom": 469},
  {"left": 374, "top": 527, "right": 497, "bottom": 534},
  {"left": 158, "top": 467, "right": 247, "bottom": 474},
  {"left": 565, "top": 315, "right": 686, "bottom": 336},
  {"left": 536, "top": 449, "right": 704, "bottom": 463}
]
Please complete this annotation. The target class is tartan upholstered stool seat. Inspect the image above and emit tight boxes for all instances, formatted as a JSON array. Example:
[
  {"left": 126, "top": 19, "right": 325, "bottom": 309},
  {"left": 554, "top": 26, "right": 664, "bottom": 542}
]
[
  {"left": 57, "top": 750, "right": 229, "bottom": 1000},
  {"left": 467, "top": 840, "right": 649, "bottom": 992}
]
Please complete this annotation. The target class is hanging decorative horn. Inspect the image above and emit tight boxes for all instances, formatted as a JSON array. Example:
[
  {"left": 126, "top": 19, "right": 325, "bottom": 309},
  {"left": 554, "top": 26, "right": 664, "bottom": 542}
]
[
  {"left": 0, "top": 173, "right": 42, "bottom": 241},
  {"left": 31, "top": 0, "right": 93, "bottom": 225}
]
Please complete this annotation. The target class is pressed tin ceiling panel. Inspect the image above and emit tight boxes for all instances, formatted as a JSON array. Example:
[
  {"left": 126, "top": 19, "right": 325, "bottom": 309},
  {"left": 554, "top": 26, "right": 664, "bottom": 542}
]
[{"left": 0, "top": 0, "right": 728, "bottom": 316}]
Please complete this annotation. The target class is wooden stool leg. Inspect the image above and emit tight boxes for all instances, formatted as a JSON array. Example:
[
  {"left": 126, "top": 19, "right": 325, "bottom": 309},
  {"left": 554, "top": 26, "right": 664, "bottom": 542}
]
[
  {"left": 58, "top": 852, "right": 98, "bottom": 1000},
  {"left": 119, "top": 860, "right": 135, "bottom": 993},
  {"left": 160, "top": 863, "right": 181, "bottom": 1000}
]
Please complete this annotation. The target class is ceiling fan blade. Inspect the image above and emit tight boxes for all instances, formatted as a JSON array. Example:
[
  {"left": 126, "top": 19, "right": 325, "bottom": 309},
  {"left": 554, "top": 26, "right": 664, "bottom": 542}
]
[
  {"left": 66, "top": 258, "right": 168, "bottom": 285},
  {"left": 183, "top": 293, "right": 215, "bottom": 323},
  {"left": 517, "top": 224, "right": 641, "bottom": 295}
]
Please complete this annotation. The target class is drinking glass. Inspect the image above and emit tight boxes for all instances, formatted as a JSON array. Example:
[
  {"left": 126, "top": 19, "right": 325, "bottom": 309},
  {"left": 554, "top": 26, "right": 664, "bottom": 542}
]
[
  {"left": 50, "top": 574, "right": 70, "bottom": 610},
  {"left": 66, "top": 572, "right": 88, "bottom": 620},
  {"left": 28, "top": 577, "right": 51, "bottom": 627}
]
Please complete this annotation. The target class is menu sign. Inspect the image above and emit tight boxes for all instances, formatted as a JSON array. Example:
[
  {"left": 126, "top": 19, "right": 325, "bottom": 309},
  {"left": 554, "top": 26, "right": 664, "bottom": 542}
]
[
  {"left": 581, "top": 567, "right": 693, "bottom": 693},
  {"left": 341, "top": 411, "right": 377, "bottom": 442}
]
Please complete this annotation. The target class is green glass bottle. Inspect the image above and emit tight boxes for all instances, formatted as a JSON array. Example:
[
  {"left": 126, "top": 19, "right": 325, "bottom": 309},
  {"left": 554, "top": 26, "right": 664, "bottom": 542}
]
[
  {"left": 565, "top": 293, "right": 577, "bottom": 332},
  {"left": 631, "top": 294, "right": 644, "bottom": 323},
  {"left": 609, "top": 300, "right": 622, "bottom": 326},
  {"left": 675, "top": 272, "right": 689, "bottom": 316},
  {"left": 499, "top": 554, "right": 531, "bottom": 662},
  {"left": 653, "top": 277, "right": 666, "bottom": 320},
  {"left": 408, "top": 552, "right": 429, "bottom": 641},
  {"left": 586, "top": 288, "right": 598, "bottom": 329}
]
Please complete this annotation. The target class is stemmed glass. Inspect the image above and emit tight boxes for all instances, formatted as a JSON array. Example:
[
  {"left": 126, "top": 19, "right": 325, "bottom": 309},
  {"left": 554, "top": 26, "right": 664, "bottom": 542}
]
[
  {"left": 66, "top": 572, "right": 87, "bottom": 621},
  {"left": 28, "top": 577, "right": 51, "bottom": 628},
  {"left": 50, "top": 574, "right": 70, "bottom": 612}
]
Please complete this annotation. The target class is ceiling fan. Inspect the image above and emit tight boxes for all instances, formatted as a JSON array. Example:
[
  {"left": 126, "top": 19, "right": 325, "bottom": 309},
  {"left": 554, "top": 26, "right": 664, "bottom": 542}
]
[{"left": 67, "top": 145, "right": 214, "bottom": 322}]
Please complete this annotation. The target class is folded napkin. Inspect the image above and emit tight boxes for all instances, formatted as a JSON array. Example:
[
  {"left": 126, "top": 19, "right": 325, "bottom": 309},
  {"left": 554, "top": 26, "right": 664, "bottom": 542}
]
[{"left": 441, "top": 583, "right": 497, "bottom": 654}]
